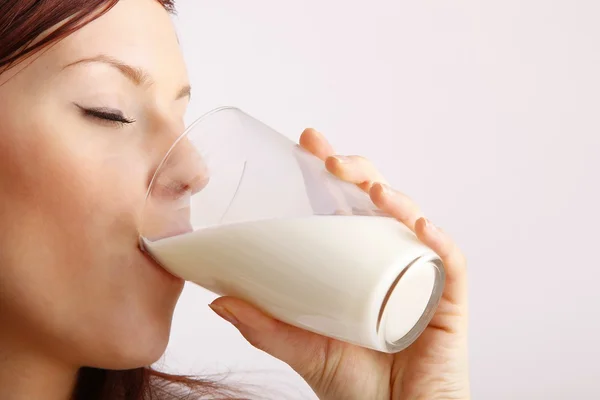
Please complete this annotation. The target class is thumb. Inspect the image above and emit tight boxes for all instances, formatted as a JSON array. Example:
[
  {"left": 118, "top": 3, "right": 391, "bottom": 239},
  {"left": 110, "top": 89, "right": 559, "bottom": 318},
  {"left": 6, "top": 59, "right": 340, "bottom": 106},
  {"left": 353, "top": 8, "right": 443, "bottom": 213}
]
[{"left": 209, "top": 297, "right": 329, "bottom": 382}]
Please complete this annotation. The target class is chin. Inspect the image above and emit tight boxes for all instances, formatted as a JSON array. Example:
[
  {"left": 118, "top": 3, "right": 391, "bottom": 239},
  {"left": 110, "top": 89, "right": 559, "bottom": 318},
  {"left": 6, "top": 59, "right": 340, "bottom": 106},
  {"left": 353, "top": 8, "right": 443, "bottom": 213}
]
[
  {"left": 91, "top": 326, "right": 172, "bottom": 370},
  {"left": 77, "top": 252, "right": 184, "bottom": 370},
  {"left": 114, "top": 343, "right": 169, "bottom": 370},
  {"left": 83, "top": 306, "right": 177, "bottom": 370}
]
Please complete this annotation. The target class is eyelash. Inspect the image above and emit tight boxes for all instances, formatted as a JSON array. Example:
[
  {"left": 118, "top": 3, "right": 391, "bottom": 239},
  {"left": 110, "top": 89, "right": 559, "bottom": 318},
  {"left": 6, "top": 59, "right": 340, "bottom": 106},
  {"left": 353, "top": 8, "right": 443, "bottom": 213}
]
[{"left": 77, "top": 105, "right": 136, "bottom": 126}]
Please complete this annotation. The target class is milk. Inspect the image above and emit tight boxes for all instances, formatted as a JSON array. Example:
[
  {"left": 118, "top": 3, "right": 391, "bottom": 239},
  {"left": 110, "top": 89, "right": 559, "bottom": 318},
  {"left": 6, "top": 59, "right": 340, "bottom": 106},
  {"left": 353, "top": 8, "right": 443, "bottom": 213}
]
[{"left": 143, "top": 215, "right": 444, "bottom": 352}]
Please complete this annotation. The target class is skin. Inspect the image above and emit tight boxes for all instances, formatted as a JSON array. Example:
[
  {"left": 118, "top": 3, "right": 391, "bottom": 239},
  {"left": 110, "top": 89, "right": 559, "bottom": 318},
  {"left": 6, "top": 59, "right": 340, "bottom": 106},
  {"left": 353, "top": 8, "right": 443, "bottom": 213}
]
[{"left": 0, "top": 0, "right": 469, "bottom": 399}]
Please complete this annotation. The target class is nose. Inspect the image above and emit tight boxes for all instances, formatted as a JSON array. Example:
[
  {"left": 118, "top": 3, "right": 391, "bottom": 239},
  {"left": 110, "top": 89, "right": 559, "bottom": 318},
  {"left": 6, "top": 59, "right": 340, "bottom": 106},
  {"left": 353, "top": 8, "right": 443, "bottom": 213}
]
[
  {"left": 152, "top": 137, "right": 210, "bottom": 201},
  {"left": 142, "top": 136, "right": 209, "bottom": 240}
]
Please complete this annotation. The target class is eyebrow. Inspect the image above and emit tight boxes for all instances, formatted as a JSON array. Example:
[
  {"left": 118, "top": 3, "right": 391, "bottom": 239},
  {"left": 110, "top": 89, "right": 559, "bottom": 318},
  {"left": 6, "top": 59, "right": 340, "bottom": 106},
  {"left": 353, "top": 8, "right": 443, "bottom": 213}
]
[{"left": 62, "top": 54, "right": 191, "bottom": 100}]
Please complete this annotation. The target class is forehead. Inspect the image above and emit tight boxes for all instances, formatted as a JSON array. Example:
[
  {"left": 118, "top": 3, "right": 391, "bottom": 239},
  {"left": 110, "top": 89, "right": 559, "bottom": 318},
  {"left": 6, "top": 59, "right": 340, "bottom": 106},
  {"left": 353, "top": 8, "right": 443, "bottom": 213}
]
[{"left": 40, "top": 0, "right": 187, "bottom": 86}]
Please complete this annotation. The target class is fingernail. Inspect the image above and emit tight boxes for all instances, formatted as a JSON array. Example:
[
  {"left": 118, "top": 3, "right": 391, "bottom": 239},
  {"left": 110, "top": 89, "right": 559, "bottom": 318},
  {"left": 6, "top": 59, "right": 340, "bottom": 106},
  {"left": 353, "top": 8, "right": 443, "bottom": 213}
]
[
  {"left": 209, "top": 303, "right": 239, "bottom": 326},
  {"left": 424, "top": 218, "right": 439, "bottom": 233},
  {"left": 378, "top": 183, "right": 393, "bottom": 195},
  {"left": 332, "top": 155, "right": 351, "bottom": 163}
]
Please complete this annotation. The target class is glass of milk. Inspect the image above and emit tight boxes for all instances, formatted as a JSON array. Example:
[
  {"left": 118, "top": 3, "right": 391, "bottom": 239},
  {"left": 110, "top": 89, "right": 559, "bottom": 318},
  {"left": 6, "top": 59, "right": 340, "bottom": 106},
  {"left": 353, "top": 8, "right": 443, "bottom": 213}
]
[{"left": 139, "top": 107, "right": 445, "bottom": 353}]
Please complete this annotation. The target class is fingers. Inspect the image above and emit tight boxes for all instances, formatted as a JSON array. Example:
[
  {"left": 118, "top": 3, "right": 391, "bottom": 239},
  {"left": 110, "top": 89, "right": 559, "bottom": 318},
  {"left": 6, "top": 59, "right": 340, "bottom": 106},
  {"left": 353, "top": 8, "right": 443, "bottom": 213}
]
[
  {"left": 300, "top": 129, "right": 418, "bottom": 228},
  {"left": 298, "top": 128, "right": 467, "bottom": 310},
  {"left": 299, "top": 128, "right": 335, "bottom": 160},
  {"left": 369, "top": 183, "right": 423, "bottom": 231},
  {"left": 209, "top": 297, "right": 329, "bottom": 382},
  {"left": 414, "top": 217, "right": 468, "bottom": 308},
  {"left": 299, "top": 129, "right": 388, "bottom": 192},
  {"left": 325, "top": 155, "right": 388, "bottom": 192}
]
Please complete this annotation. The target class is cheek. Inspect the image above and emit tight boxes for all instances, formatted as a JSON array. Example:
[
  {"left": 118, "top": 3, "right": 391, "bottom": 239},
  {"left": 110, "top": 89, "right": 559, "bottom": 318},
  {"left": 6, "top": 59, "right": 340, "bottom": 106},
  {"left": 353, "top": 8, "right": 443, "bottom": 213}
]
[
  {"left": 3, "top": 114, "right": 145, "bottom": 249},
  {"left": 0, "top": 108, "right": 150, "bottom": 319},
  {"left": 0, "top": 72, "right": 183, "bottom": 367},
  {"left": 0, "top": 111, "right": 184, "bottom": 364}
]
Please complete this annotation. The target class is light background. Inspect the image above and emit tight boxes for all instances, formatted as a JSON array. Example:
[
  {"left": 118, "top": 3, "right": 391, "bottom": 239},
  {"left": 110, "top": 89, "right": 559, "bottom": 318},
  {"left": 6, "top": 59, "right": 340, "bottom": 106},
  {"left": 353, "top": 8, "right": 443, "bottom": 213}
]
[{"left": 157, "top": 1, "right": 600, "bottom": 399}]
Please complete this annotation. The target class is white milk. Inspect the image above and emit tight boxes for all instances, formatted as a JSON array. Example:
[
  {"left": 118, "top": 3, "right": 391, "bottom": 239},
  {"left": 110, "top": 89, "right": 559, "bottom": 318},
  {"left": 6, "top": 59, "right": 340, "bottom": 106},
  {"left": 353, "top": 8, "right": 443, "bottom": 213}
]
[{"left": 143, "top": 215, "right": 444, "bottom": 352}]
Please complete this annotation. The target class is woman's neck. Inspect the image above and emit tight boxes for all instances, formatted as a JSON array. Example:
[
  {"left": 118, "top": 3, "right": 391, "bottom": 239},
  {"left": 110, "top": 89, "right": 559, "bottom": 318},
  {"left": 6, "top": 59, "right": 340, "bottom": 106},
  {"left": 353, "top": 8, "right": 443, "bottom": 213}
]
[{"left": 0, "top": 340, "right": 78, "bottom": 400}]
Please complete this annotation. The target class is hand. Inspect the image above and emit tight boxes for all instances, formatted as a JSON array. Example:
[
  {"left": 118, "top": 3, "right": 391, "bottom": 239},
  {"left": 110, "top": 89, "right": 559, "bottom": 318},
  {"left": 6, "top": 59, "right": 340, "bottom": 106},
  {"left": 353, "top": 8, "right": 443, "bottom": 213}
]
[{"left": 209, "top": 129, "right": 470, "bottom": 400}]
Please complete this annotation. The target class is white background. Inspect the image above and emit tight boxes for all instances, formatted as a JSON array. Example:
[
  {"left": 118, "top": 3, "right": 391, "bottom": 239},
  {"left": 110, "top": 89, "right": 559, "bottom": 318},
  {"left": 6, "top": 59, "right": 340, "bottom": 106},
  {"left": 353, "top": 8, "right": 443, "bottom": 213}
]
[{"left": 158, "top": 1, "right": 600, "bottom": 399}]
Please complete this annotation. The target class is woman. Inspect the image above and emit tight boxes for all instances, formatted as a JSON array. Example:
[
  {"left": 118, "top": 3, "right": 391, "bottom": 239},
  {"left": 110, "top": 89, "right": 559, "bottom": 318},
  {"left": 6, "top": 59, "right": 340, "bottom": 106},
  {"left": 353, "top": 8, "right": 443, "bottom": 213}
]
[{"left": 0, "top": 0, "right": 470, "bottom": 399}]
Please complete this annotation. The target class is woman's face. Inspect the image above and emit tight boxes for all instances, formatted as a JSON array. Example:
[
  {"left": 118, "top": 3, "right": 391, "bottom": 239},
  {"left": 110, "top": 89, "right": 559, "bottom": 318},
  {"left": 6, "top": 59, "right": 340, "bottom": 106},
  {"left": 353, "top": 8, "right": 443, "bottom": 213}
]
[{"left": 0, "top": 0, "right": 192, "bottom": 369}]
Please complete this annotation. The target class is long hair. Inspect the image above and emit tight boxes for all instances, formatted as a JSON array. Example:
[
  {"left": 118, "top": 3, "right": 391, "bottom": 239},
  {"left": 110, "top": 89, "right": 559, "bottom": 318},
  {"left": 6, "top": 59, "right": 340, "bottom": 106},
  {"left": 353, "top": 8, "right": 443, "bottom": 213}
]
[{"left": 0, "top": 1, "right": 241, "bottom": 399}]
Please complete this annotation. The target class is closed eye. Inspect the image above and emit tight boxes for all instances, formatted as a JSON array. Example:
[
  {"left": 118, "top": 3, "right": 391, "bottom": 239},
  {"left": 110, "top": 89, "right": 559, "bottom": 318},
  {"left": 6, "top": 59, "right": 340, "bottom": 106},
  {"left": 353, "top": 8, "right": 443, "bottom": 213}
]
[{"left": 76, "top": 104, "right": 136, "bottom": 126}]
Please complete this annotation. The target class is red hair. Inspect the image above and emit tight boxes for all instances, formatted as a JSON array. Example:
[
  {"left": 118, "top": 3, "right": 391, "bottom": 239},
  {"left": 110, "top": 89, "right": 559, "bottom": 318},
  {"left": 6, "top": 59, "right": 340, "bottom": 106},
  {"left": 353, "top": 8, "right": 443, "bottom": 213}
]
[{"left": 0, "top": 1, "right": 243, "bottom": 399}]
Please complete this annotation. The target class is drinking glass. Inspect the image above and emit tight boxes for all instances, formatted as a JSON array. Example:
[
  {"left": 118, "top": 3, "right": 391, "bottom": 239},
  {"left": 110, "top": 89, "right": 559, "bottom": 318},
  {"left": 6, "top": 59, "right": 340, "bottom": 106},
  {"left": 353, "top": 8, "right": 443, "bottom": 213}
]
[{"left": 139, "top": 106, "right": 445, "bottom": 353}]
